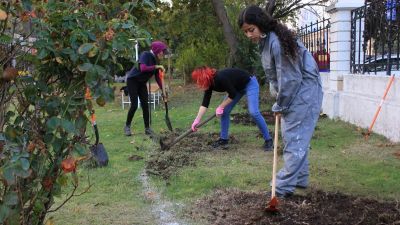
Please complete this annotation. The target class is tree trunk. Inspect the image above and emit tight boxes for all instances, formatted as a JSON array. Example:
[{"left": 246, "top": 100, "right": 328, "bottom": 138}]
[{"left": 211, "top": 0, "right": 239, "bottom": 67}]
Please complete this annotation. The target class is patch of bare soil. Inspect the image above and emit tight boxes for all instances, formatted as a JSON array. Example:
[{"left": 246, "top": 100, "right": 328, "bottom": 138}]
[
  {"left": 231, "top": 111, "right": 275, "bottom": 126},
  {"left": 146, "top": 131, "right": 238, "bottom": 180},
  {"left": 188, "top": 188, "right": 400, "bottom": 225}
]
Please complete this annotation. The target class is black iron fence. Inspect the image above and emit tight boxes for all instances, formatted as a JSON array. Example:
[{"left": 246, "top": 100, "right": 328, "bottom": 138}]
[
  {"left": 297, "top": 18, "right": 331, "bottom": 72},
  {"left": 351, "top": 0, "right": 400, "bottom": 75}
]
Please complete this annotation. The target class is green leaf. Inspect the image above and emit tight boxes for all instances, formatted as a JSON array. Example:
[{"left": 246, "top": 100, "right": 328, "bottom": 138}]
[
  {"left": 57, "top": 175, "right": 68, "bottom": 187},
  {"left": 75, "top": 116, "right": 87, "bottom": 130},
  {"left": 70, "top": 52, "right": 78, "bottom": 62},
  {"left": 37, "top": 49, "right": 49, "bottom": 59},
  {"left": 85, "top": 68, "right": 99, "bottom": 86},
  {"left": 4, "top": 192, "right": 18, "bottom": 206},
  {"left": 5, "top": 126, "right": 17, "bottom": 140},
  {"left": 51, "top": 138, "right": 63, "bottom": 153},
  {"left": 20, "top": 158, "right": 30, "bottom": 171},
  {"left": 61, "top": 119, "right": 75, "bottom": 133},
  {"left": 78, "top": 43, "right": 94, "bottom": 54},
  {"left": 143, "top": 0, "right": 155, "bottom": 9},
  {"left": 73, "top": 144, "right": 86, "bottom": 155},
  {"left": 61, "top": 48, "right": 74, "bottom": 55},
  {"left": 0, "top": 34, "right": 12, "bottom": 44},
  {"left": 33, "top": 201, "right": 45, "bottom": 214},
  {"left": 78, "top": 63, "right": 93, "bottom": 72},
  {"left": 121, "top": 22, "right": 134, "bottom": 29},
  {"left": 88, "top": 46, "right": 98, "bottom": 58},
  {"left": 44, "top": 133, "right": 54, "bottom": 143},
  {"left": 14, "top": 165, "right": 31, "bottom": 178},
  {"left": 94, "top": 65, "right": 106, "bottom": 76},
  {"left": 46, "top": 117, "right": 60, "bottom": 131},
  {"left": 3, "top": 167, "right": 16, "bottom": 185},
  {"left": 101, "top": 49, "right": 110, "bottom": 61},
  {"left": 0, "top": 204, "right": 10, "bottom": 222},
  {"left": 22, "top": 0, "right": 32, "bottom": 10}
]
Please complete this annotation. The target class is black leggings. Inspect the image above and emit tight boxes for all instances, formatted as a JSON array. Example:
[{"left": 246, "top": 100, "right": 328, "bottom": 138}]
[{"left": 125, "top": 78, "right": 150, "bottom": 128}]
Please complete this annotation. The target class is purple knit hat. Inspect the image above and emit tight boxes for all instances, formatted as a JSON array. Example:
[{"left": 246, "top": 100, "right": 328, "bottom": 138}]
[{"left": 151, "top": 41, "right": 168, "bottom": 55}]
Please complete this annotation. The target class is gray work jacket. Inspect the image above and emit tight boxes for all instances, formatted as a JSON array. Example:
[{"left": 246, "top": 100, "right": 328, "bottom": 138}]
[{"left": 259, "top": 32, "right": 322, "bottom": 114}]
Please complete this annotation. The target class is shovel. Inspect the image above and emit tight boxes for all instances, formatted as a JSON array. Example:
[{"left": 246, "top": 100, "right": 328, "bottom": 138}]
[
  {"left": 85, "top": 87, "right": 108, "bottom": 167},
  {"left": 89, "top": 112, "right": 109, "bottom": 167},
  {"left": 160, "top": 114, "right": 216, "bottom": 150},
  {"left": 266, "top": 114, "right": 280, "bottom": 212},
  {"left": 160, "top": 70, "right": 173, "bottom": 131}
]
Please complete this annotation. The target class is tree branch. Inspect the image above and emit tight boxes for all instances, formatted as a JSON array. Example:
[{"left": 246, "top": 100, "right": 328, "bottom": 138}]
[
  {"left": 275, "top": 1, "right": 329, "bottom": 19},
  {"left": 47, "top": 176, "right": 92, "bottom": 213}
]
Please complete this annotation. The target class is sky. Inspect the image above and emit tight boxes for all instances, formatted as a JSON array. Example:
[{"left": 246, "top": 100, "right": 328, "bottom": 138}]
[{"left": 160, "top": 0, "right": 172, "bottom": 6}]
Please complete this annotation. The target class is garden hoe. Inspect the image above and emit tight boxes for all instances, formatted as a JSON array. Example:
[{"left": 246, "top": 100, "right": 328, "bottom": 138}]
[
  {"left": 266, "top": 114, "right": 280, "bottom": 212},
  {"left": 160, "top": 114, "right": 216, "bottom": 150},
  {"left": 160, "top": 70, "right": 173, "bottom": 131},
  {"left": 364, "top": 74, "right": 395, "bottom": 140}
]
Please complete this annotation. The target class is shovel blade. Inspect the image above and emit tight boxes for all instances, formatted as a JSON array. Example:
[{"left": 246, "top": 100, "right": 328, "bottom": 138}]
[
  {"left": 90, "top": 143, "right": 109, "bottom": 167},
  {"left": 164, "top": 102, "right": 173, "bottom": 131},
  {"left": 159, "top": 139, "right": 170, "bottom": 151},
  {"left": 165, "top": 116, "right": 173, "bottom": 131}
]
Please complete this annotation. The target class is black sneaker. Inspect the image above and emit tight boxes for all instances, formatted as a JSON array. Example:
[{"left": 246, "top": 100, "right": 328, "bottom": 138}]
[
  {"left": 145, "top": 127, "right": 153, "bottom": 135},
  {"left": 211, "top": 138, "right": 228, "bottom": 149},
  {"left": 124, "top": 126, "right": 132, "bottom": 136},
  {"left": 263, "top": 139, "right": 273, "bottom": 151}
]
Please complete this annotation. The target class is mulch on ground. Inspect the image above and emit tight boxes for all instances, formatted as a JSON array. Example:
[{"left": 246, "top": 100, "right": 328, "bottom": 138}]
[
  {"left": 146, "top": 131, "right": 238, "bottom": 180},
  {"left": 231, "top": 111, "right": 275, "bottom": 126},
  {"left": 188, "top": 188, "right": 400, "bottom": 225}
]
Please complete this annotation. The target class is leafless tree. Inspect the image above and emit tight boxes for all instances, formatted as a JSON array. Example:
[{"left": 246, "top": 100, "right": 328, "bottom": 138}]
[
  {"left": 266, "top": 0, "right": 330, "bottom": 18},
  {"left": 211, "top": 0, "right": 239, "bottom": 67},
  {"left": 211, "top": 0, "right": 331, "bottom": 66}
]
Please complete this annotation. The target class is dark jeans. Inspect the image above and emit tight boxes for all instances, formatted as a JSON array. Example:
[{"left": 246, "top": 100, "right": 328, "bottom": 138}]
[{"left": 125, "top": 78, "right": 149, "bottom": 128}]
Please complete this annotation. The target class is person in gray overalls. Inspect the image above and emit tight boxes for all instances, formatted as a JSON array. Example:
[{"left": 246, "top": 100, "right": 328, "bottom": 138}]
[{"left": 238, "top": 5, "right": 323, "bottom": 197}]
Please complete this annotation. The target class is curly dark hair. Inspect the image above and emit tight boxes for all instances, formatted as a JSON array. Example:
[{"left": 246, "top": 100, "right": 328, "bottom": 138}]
[{"left": 238, "top": 5, "right": 298, "bottom": 60}]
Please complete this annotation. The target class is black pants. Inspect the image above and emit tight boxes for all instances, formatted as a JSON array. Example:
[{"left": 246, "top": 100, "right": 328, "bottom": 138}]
[{"left": 125, "top": 78, "right": 150, "bottom": 128}]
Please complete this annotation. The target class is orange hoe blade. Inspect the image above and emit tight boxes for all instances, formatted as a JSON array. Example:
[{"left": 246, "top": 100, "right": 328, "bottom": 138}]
[
  {"left": 265, "top": 114, "right": 280, "bottom": 212},
  {"left": 266, "top": 196, "right": 279, "bottom": 212}
]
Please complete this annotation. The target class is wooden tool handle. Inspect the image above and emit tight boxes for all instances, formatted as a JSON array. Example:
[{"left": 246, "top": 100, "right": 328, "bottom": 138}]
[
  {"left": 271, "top": 114, "right": 280, "bottom": 199},
  {"left": 166, "top": 114, "right": 216, "bottom": 149}
]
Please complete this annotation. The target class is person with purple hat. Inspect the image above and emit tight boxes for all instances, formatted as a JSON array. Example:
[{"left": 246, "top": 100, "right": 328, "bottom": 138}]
[{"left": 124, "top": 40, "right": 168, "bottom": 136}]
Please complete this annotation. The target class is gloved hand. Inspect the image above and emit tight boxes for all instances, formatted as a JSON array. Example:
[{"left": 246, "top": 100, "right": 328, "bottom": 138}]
[
  {"left": 155, "top": 65, "right": 165, "bottom": 72},
  {"left": 216, "top": 106, "right": 224, "bottom": 117},
  {"left": 191, "top": 118, "right": 201, "bottom": 132}
]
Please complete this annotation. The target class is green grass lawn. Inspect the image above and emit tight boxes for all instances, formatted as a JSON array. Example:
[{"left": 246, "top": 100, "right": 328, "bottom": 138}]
[{"left": 50, "top": 80, "right": 400, "bottom": 224}]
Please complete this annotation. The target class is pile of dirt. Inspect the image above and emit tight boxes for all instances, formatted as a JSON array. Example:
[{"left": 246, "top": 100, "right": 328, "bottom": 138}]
[
  {"left": 231, "top": 111, "right": 275, "bottom": 126},
  {"left": 146, "top": 131, "right": 239, "bottom": 180},
  {"left": 188, "top": 188, "right": 400, "bottom": 225}
]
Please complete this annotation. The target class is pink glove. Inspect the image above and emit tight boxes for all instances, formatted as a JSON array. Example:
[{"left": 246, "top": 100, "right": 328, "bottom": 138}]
[
  {"left": 216, "top": 106, "right": 224, "bottom": 116},
  {"left": 191, "top": 118, "right": 201, "bottom": 132}
]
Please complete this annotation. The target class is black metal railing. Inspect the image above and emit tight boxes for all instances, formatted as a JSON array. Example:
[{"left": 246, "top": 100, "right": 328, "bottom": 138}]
[
  {"left": 351, "top": 0, "right": 400, "bottom": 75},
  {"left": 297, "top": 18, "right": 331, "bottom": 72}
]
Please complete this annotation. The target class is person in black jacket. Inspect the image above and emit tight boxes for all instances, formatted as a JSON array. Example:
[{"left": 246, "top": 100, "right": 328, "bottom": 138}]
[
  {"left": 191, "top": 66, "right": 273, "bottom": 150},
  {"left": 124, "top": 41, "right": 168, "bottom": 136}
]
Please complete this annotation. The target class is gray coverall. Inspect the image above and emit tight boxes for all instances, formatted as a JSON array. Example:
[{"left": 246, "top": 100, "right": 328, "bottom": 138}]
[{"left": 260, "top": 32, "right": 323, "bottom": 196}]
